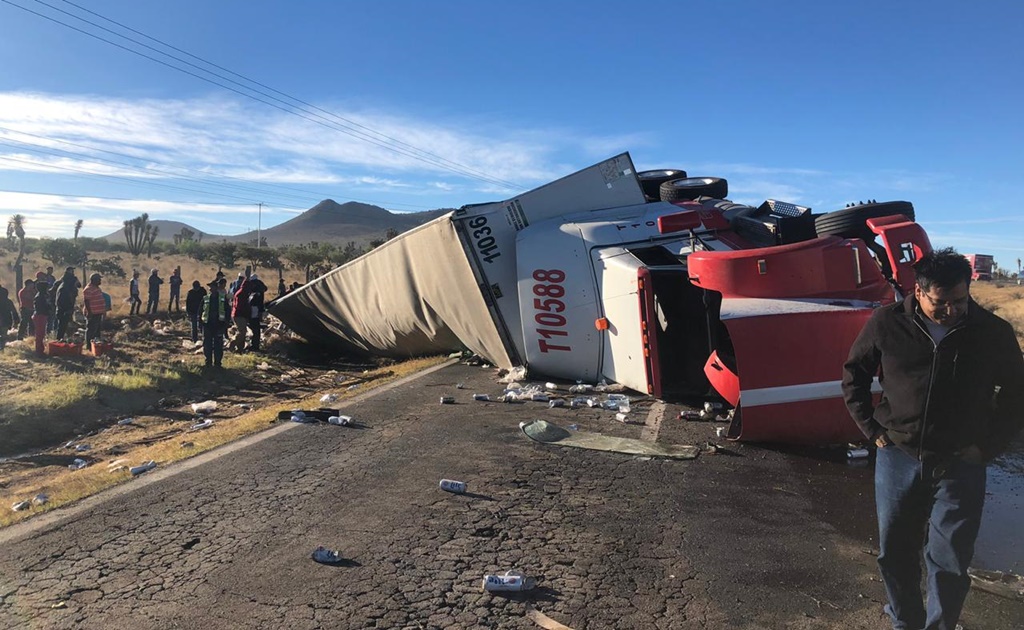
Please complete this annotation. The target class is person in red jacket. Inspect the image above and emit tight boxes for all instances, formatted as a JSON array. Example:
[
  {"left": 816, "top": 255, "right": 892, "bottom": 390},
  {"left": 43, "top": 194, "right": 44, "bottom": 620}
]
[
  {"left": 230, "top": 275, "right": 251, "bottom": 353},
  {"left": 82, "top": 273, "right": 109, "bottom": 348},
  {"left": 16, "top": 279, "right": 35, "bottom": 340}
]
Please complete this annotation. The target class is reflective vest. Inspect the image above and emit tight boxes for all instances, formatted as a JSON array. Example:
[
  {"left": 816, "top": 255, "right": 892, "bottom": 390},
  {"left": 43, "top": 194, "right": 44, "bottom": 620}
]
[{"left": 202, "top": 292, "right": 227, "bottom": 323}]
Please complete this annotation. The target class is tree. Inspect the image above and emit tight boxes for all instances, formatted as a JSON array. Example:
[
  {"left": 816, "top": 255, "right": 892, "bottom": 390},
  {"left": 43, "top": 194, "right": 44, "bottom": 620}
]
[
  {"left": 73, "top": 219, "right": 83, "bottom": 241},
  {"left": 238, "top": 244, "right": 281, "bottom": 273},
  {"left": 123, "top": 213, "right": 151, "bottom": 256},
  {"left": 39, "top": 238, "right": 88, "bottom": 270},
  {"left": 89, "top": 255, "right": 127, "bottom": 279},
  {"left": 282, "top": 243, "right": 327, "bottom": 282},
  {"left": 6, "top": 214, "right": 26, "bottom": 290},
  {"left": 206, "top": 241, "right": 238, "bottom": 271},
  {"left": 173, "top": 227, "right": 196, "bottom": 246},
  {"left": 385, "top": 227, "right": 399, "bottom": 241},
  {"left": 146, "top": 225, "right": 159, "bottom": 257}
]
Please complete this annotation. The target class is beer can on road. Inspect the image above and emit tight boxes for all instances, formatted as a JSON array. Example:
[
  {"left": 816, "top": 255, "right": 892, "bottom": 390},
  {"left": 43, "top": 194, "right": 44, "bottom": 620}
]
[
  {"left": 472, "top": 394, "right": 490, "bottom": 401},
  {"left": 440, "top": 396, "right": 455, "bottom": 405},
  {"left": 439, "top": 479, "right": 467, "bottom": 493},
  {"left": 482, "top": 570, "right": 536, "bottom": 592}
]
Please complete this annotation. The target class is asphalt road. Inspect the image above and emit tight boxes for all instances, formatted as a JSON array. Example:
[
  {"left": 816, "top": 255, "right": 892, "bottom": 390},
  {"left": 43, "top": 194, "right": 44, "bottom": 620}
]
[{"left": 0, "top": 362, "right": 1021, "bottom": 629}]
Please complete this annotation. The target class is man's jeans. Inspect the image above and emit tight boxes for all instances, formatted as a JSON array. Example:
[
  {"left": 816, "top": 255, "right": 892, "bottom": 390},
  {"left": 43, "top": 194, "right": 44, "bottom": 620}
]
[{"left": 875, "top": 445, "right": 985, "bottom": 630}]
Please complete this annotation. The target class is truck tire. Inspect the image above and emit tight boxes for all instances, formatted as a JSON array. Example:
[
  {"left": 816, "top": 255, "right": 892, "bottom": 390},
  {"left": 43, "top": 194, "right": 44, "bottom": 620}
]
[
  {"left": 813, "top": 201, "right": 916, "bottom": 239},
  {"left": 659, "top": 177, "right": 729, "bottom": 203},
  {"left": 638, "top": 169, "right": 687, "bottom": 201}
]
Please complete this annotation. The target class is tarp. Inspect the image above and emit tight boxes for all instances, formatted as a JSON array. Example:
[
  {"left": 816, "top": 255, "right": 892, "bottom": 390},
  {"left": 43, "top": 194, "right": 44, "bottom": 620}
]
[{"left": 269, "top": 215, "right": 513, "bottom": 368}]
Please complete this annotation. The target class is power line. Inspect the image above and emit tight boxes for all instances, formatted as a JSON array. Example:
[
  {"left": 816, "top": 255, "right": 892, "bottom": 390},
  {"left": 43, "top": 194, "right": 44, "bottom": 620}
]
[
  {"left": 3, "top": 0, "right": 523, "bottom": 190},
  {"left": 56, "top": 0, "right": 521, "bottom": 190}
]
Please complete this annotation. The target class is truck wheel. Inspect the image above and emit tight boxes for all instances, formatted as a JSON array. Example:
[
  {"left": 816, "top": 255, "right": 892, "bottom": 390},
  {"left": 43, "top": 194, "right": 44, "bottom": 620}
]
[
  {"left": 814, "top": 201, "right": 916, "bottom": 239},
  {"left": 638, "top": 169, "right": 687, "bottom": 201},
  {"left": 659, "top": 177, "right": 729, "bottom": 203}
]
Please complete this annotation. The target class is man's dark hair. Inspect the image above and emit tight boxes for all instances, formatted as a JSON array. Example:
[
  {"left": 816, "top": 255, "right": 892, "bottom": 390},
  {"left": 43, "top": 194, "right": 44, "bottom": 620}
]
[{"left": 914, "top": 247, "right": 973, "bottom": 291}]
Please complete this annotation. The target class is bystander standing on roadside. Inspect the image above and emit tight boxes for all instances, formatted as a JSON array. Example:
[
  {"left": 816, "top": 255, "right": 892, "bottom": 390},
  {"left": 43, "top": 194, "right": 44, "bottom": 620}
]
[
  {"left": 185, "top": 280, "right": 206, "bottom": 344},
  {"left": 128, "top": 270, "right": 142, "bottom": 316},
  {"left": 245, "top": 273, "right": 268, "bottom": 352},
  {"left": 16, "top": 279, "right": 35, "bottom": 340},
  {"left": 51, "top": 267, "right": 80, "bottom": 341},
  {"left": 168, "top": 267, "right": 183, "bottom": 313},
  {"left": 230, "top": 275, "right": 251, "bottom": 353},
  {"left": 146, "top": 268, "right": 163, "bottom": 315},
  {"left": 82, "top": 273, "right": 109, "bottom": 350},
  {"left": 32, "top": 279, "right": 51, "bottom": 355},
  {"left": 842, "top": 248, "right": 1024, "bottom": 630},
  {"left": 229, "top": 272, "right": 244, "bottom": 297},
  {"left": 0, "top": 286, "right": 20, "bottom": 351},
  {"left": 202, "top": 277, "right": 230, "bottom": 367},
  {"left": 42, "top": 266, "right": 55, "bottom": 289}
]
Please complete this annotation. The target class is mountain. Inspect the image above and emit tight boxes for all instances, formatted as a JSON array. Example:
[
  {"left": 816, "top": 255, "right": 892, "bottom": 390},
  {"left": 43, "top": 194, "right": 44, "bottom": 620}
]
[
  {"left": 99, "top": 220, "right": 221, "bottom": 244},
  {"left": 237, "top": 200, "right": 449, "bottom": 247},
  {"left": 98, "top": 201, "right": 451, "bottom": 247}
]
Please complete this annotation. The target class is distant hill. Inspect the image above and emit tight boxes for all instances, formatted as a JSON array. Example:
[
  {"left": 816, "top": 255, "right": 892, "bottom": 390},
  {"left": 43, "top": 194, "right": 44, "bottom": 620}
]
[
  {"left": 234, "top": 200, "right": 449, "bottom": 247},
  {"left": 99, "top": 220, "right": 220, "bottom": 244},
  {"left": 99, "top": 201, "right": 450, "bottom": 247}
]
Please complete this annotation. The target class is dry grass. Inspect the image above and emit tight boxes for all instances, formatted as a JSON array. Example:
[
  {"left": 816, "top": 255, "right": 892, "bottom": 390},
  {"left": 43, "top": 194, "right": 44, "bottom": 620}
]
[
  {"left": 0, "top": 355, "right": 447, "bottom": 528},
  {"left": 970, "top": 282, "right": 1024, "bottom": 347}
]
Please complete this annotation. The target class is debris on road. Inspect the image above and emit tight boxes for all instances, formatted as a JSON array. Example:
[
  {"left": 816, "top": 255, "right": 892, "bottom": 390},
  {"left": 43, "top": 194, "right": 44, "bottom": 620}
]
[
  {"left": 969, "top": 569, "right": 1024, "bottom": 600},
  {"left": 328, "top": 415, "right": 353, "bottom": 426},
  {"left": 439, "top": 479, "right": 467, "bottom": 494},
  {"left": 320, "top": 393, "right": 339, "bottom": 404},
  {"left": 191, "top": 400, "right": 218, "bottom": 414},
  {"left": 473, "top": 394, "right": 491, "bottom": 401},
  {"left": 190, "top": 419, "right": 214, "bottom": 431},
  {"left": 847, "top": 448, "right": 870, "bottom": 460},
  {"left": 32, "top": 493, "right": 49, "bottom": 505},
  {"left": 440, "top": 396, "right": 455, "bottom": 404},
  {"left": 11, "top": 500, "right": 31, "bottom": 512},
  {"left": 117, "top": 417, "right": 135, "bottom": 426},
  {"left": 68, "top": 458, "right": 89, "bottom": 470},
  {"left": 311, "top": 546, "right": 345, "bottom": 565},
  {"left": 520, "top": 420, "right": 699, "bottom": 460},
  {"left": 74, "top": 444, "right": 91, "bottom": 452},
  {"left": 130, "top": 460, "right": 157, "bottom": 476},
  {"left": 482, "top": 570, "right": 537, "bottom": 592}
]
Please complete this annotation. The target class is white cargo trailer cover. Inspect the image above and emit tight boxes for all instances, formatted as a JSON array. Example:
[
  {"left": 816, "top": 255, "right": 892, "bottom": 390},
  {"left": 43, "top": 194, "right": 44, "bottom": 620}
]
[{"left": 270, "top": 215, "right": 514, "bottom": 368}]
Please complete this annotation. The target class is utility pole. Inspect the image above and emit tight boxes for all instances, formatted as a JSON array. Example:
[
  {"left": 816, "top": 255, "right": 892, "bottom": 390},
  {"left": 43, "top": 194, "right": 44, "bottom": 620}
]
[{"left": 257, "top": 202, "right": 263, "bottom": 248}]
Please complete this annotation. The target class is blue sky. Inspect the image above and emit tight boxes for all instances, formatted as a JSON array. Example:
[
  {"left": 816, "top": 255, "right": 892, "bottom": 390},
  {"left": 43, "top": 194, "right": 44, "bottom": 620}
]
[{"left": 0, "top": 0, "right": 1022, "bottom": 268}]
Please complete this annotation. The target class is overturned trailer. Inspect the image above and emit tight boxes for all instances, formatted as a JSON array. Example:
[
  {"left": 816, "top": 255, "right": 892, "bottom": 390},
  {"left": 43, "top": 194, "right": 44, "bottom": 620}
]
[{"left": 270, "top": 154, "right": 932, "bottom": 445}]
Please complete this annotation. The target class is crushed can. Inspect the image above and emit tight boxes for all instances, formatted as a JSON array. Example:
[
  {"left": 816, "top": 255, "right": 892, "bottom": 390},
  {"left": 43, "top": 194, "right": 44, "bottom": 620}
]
[
  {"left": 473, "top": 394, "right": 490, "bottom": 401},
  {"left": 847, "top": 448, "right": 870, "bottom": 459},
  {"left": 440, "top": 396, "right": 455, "bottom": 405},
  {"left": 704, "top": 402, "right": 724, "bottom": 413},
  {"left": 439, "top": 479, "right": 467, "bottom": 494},
  {"left": 548, "top": 399, "right": 565, "bottom": 408},
  {"left": 680, "top": 410, "right": 702, "bottom": 421},
  {"left": 482, "top": 570, "right": 537, "bottom": 592}
]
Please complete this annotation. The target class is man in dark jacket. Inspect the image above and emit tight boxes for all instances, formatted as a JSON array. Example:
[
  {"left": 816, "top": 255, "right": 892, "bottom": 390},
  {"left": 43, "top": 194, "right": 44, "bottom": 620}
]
[
  {"left": 51, "top": 267, "right": 80, "bottom": 341},
  {"left": 245, "top": 273, "right": 268, "bottom": 352},
  {"left": 202, "top": 278, "right": 230, "bottom": 367},
  {"left": 32, "top": 280, "right": 52, "bottom": 355},
  {"left": 842, "top": 248, "right": 1024, "bottom": 630},
  {"left": 0, "top": 286, "right": 20, "bottom": 350},
  {"left": 146, "top": 268, "right": 163, "bottom": 315},
  {"left": 185, "top": 280, "right": 207, "bottom": 343}
]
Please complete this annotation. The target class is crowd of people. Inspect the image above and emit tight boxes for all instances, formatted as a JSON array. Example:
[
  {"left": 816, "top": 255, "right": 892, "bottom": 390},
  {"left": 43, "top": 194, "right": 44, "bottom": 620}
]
[{"left": 0, "top": 263, "right": 294, "bottom": 365}]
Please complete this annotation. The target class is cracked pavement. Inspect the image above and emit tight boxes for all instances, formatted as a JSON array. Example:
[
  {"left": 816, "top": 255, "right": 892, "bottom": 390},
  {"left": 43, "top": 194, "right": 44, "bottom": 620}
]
[{"left": 1, "top": 363, "right": 1021, "bottom": 629}]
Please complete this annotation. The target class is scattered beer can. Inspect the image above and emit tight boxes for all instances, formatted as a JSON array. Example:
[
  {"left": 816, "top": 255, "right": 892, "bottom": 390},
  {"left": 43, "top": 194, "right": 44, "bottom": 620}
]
[
  {"left": 130, "top": 460, "right": 157, "bottom": 476},
  {"left": 715, "top": 426, "right": 727, "bottom": 438},
  {"left": 328, "top": 415, "right": 353, "bottom": 426},
  {"left": 544, "top": 382, "right": 558, "bottom": 391},
  {"left": 704, "top": 402, "right": 724, "bottom": 413},
  {"left": 847, "top": 448, "right": 870, "bottom": 460},
  {"left": 680, "top": 410, "right": 702, "bottom": 420},
  {"left": 615, "top": 412, "right": 629, "bottom": 423},
  {"left": 482, "top": 570, "right": 537, "bottom": 592},
  {"left": 456, "top": 383, "right": 465, "bottom": 389},
  {"left": 530, "top": 393, "right": 549, "bottom": 402},
  {"left": 439, "top": 479, "right": 467, "bottom": 494},
  {"left": 548, "top": 399, "right": 565, "bottom": 408},
  {"left": 440, "top": 396, "right": 455, "bottom": 405},
  {"left": 473, "top": 394, "right": 490, "bottom": 401}
]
